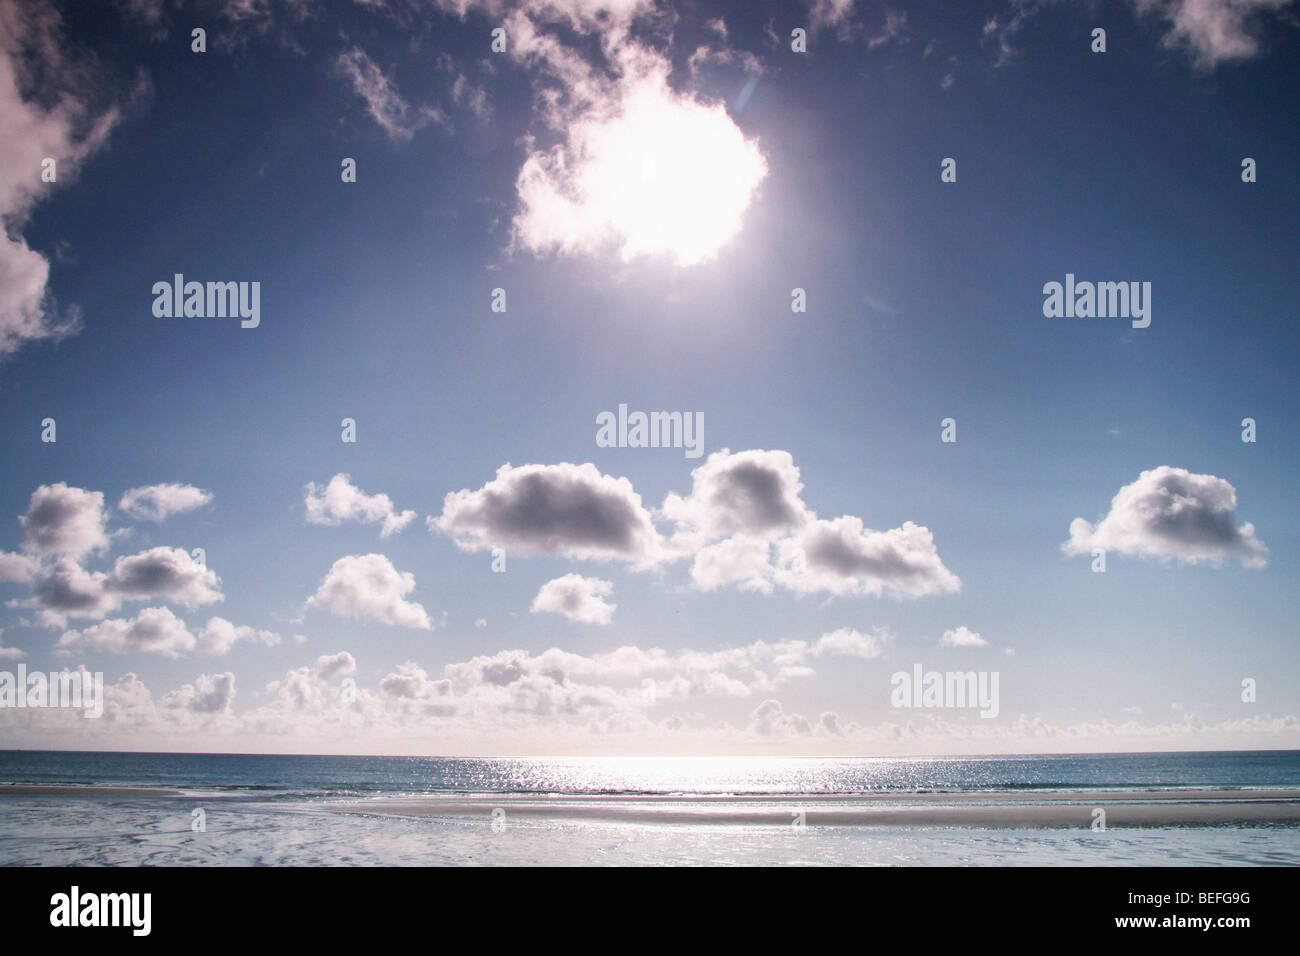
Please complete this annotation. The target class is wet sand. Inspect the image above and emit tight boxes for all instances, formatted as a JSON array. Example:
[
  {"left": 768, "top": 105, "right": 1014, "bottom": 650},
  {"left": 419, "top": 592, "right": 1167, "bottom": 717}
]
[{"left": 333, "top": 789, "right": 1300, "bottom": 828}]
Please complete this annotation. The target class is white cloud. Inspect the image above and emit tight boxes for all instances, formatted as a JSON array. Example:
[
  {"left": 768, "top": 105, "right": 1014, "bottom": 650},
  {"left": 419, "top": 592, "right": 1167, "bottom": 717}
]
[
  {"left": 662, "top": 449, "right": 810, "bottom": 551},
  {"left": 0, "top": 549, "right": 38, "bottom": 582},
  {"left": 315, "top": 651, "right": 356, "bottom": 680},
  {"left": 941, "top": 625, "right": 988, "bottom": 648},
  {"left": 57, "top": 608, "right": 286, "bottom": 657},
  {"left": 57, "top": 605, "right": 195, "bottom": 658},
  {"left": 1064, "top": 466, "right": 1268, "bottom": 568},
  {"left": 28, "top": 557, "right": 119, "bottom": 627},
  {"left": 304, "top": 473, "right": 416, "bottom": 537},
  {"left": 21, "top": 546, "right": 221, "bottom": 628},
  {"left": 0, "top": 0, "right": 121, "bottom": 359},
  {"left": 813, "top": 626, "right": 889, "bottom": 659},
  {"left": 108, "top": 546, "right": 223, "bottom": 607},
  {"left": 1140, "top": 0, "right": 1294, "bottom": 66},
  {"left": 307, "top": 553, "right": 433, "bottom": 630},
  {"left": 530, "top": 573, "right": 616, "bottom": 625},
  {"left": 20, "top": 483, "right": 110, "bottom": 559},
  {"left": 162, "top": 671, "right": 235, "bottom": 713},
  {"left": 118, "top": 483, "right": 212, "bottom": 521},
  {"left": 750, "top": 698, "right": 812, "bottom": 736},
  {"left": 196, "top": 616, "right": 283, "bottom": 655},
  {"left": 336, "top": 46, "right": 446, "bottom": 140},
  {"left": 774, "top": 517, "right": 962, "bottom": 598},
  {"left": 432, "top": 462, "right": 664, "bottom": 564},
  {"left": 688, "top": 534, "right": 775, "bottom": 593}
]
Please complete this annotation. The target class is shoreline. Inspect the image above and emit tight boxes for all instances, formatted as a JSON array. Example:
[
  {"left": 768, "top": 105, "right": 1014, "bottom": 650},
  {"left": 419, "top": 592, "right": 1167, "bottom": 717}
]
[{"left": 331, "top": 788, "right": 1300, "bottom": 828}]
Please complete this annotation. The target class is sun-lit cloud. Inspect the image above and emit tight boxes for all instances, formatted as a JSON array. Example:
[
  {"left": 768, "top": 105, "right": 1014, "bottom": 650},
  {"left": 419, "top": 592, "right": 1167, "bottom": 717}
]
[
  {"left": 661, "top": 449, "right": 810, "bottom": 552},
  {"left": 0, "top": 0, "right": 122, "bottom": 360},
  {"left": 307, "top": 553, "right": 434, "bottom": 630},
  {"left": 108, "top": 546, "right": 223, "bottom": 607},
  {"left": 1064, "top": 466, "right": 1268, "bottom": 568},
  {"left": 56, "top": 607, "right": 284, "bottom": 657},
  {"left": 118, "top": 483, "right": 212, "bottom": 522},
  {"left": 530, "top": 573, "right": 616, "bottom": 625},
  {"left": 335, "top": 46, "right": 447, "bottom": 140},
  {"left": 512, "top": 59, "right": 768, "bottom": 265},
  {"left": 1140, "top": 0, "right": 1295, "bottom": 66},
  {"left": 434, "top": 0, "right": 767, "bottom": 265},
  {"left": 941, "top": 625, "right": 988, "bottom": 648},
  {"left": 20, "top": 483, "right": 110, "bottom": 559},
  {"left": 431, "top": 462, "right": 664, "bottom": 565},
  {"left": 774, "top": 517, "right": 962, "bottom": 598},
  {"left": 304, "top": 473, "right": 416, "bottom": 537}
]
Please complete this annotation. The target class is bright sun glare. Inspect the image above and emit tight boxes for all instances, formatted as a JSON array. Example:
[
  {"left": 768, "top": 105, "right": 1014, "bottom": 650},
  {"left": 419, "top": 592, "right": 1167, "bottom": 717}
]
[{"left": 514, "top": 72, "right": 769, "bottom": 266}]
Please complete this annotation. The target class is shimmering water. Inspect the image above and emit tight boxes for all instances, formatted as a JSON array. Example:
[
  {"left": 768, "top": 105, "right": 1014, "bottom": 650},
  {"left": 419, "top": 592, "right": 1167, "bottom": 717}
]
[
  {"left": 3, "top": 749, "right": 1298, "bottom": 797},
  {"left": 2, "top": 750, "right": 1297, "bottom": 865}
]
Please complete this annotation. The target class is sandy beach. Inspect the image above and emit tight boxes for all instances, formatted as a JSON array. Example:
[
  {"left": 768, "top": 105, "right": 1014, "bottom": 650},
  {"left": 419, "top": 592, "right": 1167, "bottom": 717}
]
[{"left": 333, "top": 788, "right": 1300, "bottom": 828}]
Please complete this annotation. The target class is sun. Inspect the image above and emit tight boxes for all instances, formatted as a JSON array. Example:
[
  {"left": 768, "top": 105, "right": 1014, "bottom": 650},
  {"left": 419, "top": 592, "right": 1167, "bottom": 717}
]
[{"left": 513, "top": 68, "right": 769, "bottom": 266}]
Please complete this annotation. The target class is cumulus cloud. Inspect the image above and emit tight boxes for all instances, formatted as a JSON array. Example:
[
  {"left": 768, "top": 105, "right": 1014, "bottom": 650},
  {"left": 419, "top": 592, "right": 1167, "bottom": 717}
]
[
  {"left": 0, "top": 549, "right": 38, "bottom": 582},
  {"left": 304, "top": 473, "right": 416, "bottom": 537},
  {"left": 664, "top": 450, "right": 957, "bottom": 599},
  {"left": 435, "top": 452, "right": 959, "bottom": 601},
  {"left": 688, "top": 534, "right": 775, "bottom": 593},
  {"left": 813, "top": 626, "right": 890, "bottom": 659},
  {"left": 162, "top": 671, "right": 235, "bottom": 714},
  {"left": 20, "top": 483, "right": 110, "bottom": 558},
  {"left": 378, "top": 661, "right": 455, "bottom": 715},
  {"left": 775, "top": 517, "right": 962, "bottom": 598},
  {"left": 108, "top": 546, "right": 223, "bottom": 607},
  {"left": 530, "top": 573, "right": 616, "bottom": 625},
  {"left": 0, "top": 0, "right": 122, "bottom": 359},
  {"left": 661, "top": 449, "right": 809, "bottom": 552},
  {"left": 315, "top": 651, "right": 356, "bottom": 681},
  {"left": 20, "top": 546, "right": 222, "bottom": 628},
  {"left": 195, "top": 616, "right": 283, "bottom": 655},
  {"left": 307, "top": 553, "right": 433, "bottom": 630},
  {"left": 750, "top": 698, "right": 812, "bottom": 736},
  {"left": 336, "top": 46, "right": 446, "bottom": 140},
  {"left": 28, "top": 557, "right": 119, "bottom": 627},
  {"left": 266, "top": 652, "right": 359, "bottom": 711},
  {"left": 118, "top": 483, "right": 212, "bottom": 521},
  {"left": 440, "top": 629, "right": 881, "bottom": 712},
  {"left": 57, "top": 608, "right": 285, "bottom": 657},
  {"left": 432, "top": 462, "right": 663, "bottom": 564},
  {"left": 1063, "top": 466, "right": 1268, "bottom": 568},
  {"left": 941, "top": 625, "right": 988, "bottom": 648},
  {"left": 57, "top": 605, "right": 195, "bottom": 658}
]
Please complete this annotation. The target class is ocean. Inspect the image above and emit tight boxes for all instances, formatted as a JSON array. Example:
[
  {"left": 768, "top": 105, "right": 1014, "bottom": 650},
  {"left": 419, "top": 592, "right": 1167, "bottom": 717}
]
[{"left": 1, "top": 749, "right": 1298, "bottom": 866}]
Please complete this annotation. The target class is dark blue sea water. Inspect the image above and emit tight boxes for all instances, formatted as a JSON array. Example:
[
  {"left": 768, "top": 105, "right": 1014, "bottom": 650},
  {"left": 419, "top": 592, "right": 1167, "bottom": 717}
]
[{"left": 2, "top": 749, "right": 1298, "bottom": 798}]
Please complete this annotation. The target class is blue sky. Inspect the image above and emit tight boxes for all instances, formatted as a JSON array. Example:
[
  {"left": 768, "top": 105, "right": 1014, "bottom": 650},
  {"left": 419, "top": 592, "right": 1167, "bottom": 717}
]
[{"left": 0, "top": 0, "right": 1296, "bottom": 754}]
